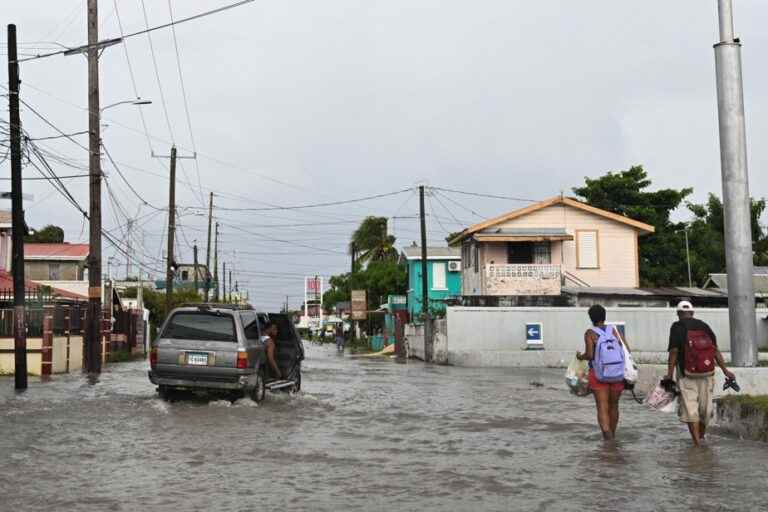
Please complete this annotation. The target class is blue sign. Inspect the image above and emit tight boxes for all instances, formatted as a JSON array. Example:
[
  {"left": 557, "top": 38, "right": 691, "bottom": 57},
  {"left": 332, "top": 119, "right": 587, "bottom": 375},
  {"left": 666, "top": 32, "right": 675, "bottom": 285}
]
[{"left": 526, "top": 322, "right": 543, "bottom": 346}]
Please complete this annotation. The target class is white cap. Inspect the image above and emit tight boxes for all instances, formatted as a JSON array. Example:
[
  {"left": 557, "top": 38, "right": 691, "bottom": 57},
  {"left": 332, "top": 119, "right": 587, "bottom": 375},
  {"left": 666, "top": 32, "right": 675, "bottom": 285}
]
[{"left": 677, "top": 300, "right": 695, "bottom": 312}]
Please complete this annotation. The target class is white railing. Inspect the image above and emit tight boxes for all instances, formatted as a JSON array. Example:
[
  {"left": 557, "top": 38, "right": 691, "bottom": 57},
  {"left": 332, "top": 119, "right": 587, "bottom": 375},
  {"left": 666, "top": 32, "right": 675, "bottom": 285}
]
[{"left": 486, "top": 264, "right": 561, "bottom": 280}]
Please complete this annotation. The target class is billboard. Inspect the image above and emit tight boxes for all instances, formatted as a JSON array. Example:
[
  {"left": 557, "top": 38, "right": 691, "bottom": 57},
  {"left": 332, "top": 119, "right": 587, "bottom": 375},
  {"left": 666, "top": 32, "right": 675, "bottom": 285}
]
[{"left": 351, "top": 290, "right": 367, "bottom": 320}]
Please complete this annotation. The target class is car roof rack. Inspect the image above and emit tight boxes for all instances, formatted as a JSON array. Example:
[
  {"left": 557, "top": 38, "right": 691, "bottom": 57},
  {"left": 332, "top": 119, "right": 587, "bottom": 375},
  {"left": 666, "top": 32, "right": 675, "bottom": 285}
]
[{"left": 178, "top": 303, "right": 253, "bottom": 311}]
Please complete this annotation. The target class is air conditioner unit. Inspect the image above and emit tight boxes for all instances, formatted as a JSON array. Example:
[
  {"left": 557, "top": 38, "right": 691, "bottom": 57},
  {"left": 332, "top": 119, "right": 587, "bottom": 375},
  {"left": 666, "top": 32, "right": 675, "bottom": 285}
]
[{"left": 448, "top": 261, "right": 461, "bottom": 272}]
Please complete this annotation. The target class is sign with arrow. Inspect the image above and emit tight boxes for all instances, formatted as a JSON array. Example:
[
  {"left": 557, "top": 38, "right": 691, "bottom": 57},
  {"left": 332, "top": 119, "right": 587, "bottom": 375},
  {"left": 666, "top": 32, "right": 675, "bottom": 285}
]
[{"left": 525, "top": 322, "right": 543, "bottom": 348}]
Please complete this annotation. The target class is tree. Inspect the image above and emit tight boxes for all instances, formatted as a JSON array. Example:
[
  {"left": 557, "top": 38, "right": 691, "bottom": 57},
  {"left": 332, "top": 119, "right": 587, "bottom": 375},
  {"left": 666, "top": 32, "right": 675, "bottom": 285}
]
[
  {"left": 446, "top": 231, "right": 463, "bottom": 244},
  {"left": 349, "top": 217, "right": 397, "bottom": 267},
  {"left": 573, "top": 165, "right": 692, "bottom": 286},
  {"left": 125, "top": 287, "right": 201, "bottom": 325},
  {"left": 25, "top": 225, "right": 64, "bottom": 243}
]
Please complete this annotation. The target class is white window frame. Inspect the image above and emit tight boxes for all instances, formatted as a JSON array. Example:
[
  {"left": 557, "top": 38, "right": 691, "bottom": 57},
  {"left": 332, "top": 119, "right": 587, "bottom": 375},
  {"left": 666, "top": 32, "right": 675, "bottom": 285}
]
[
  {"left": 432, "top": 262, "right": 447, "bottom": 290},
  {"left": 576, "top": 229, "right": 600, "bottom": 269}
]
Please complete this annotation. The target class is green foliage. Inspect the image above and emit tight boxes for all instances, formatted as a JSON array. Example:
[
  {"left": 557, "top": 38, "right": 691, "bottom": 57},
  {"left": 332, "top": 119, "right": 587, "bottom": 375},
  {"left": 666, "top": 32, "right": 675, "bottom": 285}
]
[
  {"left": 126, "top": 287, "right": 202, "bottom": 325},
  {"left": 573, "top": 165, "right": 692, "bottom": 286},
  {"left": 323, "top": 260, "right": 407, "bottom": 312},
  {"left": 349, "top": 216, "right": 397, "bottom": 267},
  {"left": 25, "top": 225, "right": 64, "bottom": 243},
  {"left": 446, "top": 231, "right": 464, "bottom": 245},
  {"left": 686, "top": 194, "right": 768, "bottom": 282}
]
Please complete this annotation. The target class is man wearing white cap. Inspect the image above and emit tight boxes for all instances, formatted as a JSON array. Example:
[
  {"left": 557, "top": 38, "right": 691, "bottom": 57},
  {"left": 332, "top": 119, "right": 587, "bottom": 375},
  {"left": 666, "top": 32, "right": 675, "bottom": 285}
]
[{"left": 665, "top": 300, "right": 734, "bottom": 446}]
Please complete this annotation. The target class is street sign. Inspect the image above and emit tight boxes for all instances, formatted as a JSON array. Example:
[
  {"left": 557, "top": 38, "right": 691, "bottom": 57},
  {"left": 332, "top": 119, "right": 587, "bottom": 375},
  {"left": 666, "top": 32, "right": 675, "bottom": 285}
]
[
  {"left": 525, "top": 322, "right": 543, "bottom": 349},
  {"left": 351, "top": 290, "right": 367, "bottom": 321}
]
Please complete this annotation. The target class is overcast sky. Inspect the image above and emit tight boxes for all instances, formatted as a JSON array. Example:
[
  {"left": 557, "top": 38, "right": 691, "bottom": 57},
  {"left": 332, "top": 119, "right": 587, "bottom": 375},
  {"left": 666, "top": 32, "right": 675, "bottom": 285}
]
[{"left": 3, "top": 1, "right": 768, "bottom": 310}]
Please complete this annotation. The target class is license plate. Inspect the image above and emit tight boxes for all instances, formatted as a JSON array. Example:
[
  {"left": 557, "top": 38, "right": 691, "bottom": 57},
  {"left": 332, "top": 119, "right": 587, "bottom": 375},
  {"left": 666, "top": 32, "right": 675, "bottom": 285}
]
[{"left": 186, "top": 352, "right": 210, "bottom": 366}]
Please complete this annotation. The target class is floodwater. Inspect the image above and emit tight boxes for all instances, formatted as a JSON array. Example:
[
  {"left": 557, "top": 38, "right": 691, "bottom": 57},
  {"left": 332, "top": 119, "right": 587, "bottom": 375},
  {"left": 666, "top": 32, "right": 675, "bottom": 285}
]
[{"left": 1, "top": 344, "right": 767, "bottom": 512}]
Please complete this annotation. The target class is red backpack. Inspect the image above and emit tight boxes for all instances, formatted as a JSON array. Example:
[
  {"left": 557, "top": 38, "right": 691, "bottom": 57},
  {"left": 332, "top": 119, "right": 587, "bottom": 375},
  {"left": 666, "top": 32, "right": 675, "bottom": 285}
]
[{"left": 684, "top": 329, "right": 716, "bottom": 377}]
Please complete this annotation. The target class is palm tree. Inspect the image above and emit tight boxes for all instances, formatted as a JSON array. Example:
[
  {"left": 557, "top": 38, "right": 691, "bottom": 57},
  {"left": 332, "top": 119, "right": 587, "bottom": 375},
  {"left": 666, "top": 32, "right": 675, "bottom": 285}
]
[{"left": 349, "top": 217, "right": 397, "bottom": 268}]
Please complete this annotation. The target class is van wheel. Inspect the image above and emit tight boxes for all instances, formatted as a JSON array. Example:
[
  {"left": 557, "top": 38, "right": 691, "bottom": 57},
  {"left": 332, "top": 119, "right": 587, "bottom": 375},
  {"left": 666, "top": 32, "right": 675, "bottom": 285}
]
[
  {"left": 158, "top": 385, "right": 172, "bottom": 401},
  {"left": 291, "top": 371, "right": 301, "bottom": 393},
  {"left": 251, "top": 370, "right": 266, "bottom": 403}
]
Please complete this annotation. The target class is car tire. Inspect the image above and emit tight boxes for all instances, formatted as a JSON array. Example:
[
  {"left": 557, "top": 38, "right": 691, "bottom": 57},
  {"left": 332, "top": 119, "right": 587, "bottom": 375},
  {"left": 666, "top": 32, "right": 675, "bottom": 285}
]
[
  {"left": 158, "top": 385, "right": 172, "bottom": 401},
  {"left": 291, "top": 370, "right": 301, "bottom": 393},
  {"left": 251, "top": 369, "right": 266, "bottom": 404}
]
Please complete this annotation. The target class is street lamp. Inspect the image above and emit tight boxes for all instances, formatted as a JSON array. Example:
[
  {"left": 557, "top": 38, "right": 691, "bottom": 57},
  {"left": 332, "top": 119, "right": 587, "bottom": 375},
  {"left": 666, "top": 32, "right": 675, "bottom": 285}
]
[{"left": 100, "top": 98, "right": 152, "bottom": 114}]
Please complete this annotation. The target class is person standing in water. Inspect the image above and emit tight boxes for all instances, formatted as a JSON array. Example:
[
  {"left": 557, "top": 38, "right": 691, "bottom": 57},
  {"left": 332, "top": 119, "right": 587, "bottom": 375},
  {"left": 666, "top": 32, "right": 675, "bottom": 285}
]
[{"left": 577, "top": 305, "right": 629, "bottom": 440}]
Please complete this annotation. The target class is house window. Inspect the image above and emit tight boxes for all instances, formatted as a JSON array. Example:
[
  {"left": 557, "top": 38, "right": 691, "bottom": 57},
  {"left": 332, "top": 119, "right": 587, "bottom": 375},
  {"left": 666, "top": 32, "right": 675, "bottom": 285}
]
[
  {"left": 49, "top": 263, "right": 61, "bottom": 280},
  {"left": 473, "top": 243, "right": 479, "bottom": 273},
  {"left": 507, "top": 242, "right": 533, "bottom": 264},
  {"left": 533, "top": 242, "right": 551, "bottom": 264},
  {"left": 577, "top": 230, "right": 599, "bottom": 268},
  {"left": 432, "top": 263, "right": 447, "bottom": 290},
  {"left": 181, "top": 270, "right": 189, "bottom": 281}
]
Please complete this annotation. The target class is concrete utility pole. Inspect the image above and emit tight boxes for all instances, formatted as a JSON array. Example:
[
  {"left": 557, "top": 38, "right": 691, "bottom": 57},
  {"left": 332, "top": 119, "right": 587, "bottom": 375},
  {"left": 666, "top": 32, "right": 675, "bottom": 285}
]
[
  {"left": 419, "top": 185, "right": 433, "bottom": 363},
  {"left": 86, "top": 0, "right": 103, "bottom": 374},
  {"left": 125, "top": 218, "right": 133, "bottom": 279},
  {"left": 204, "top": 192, "right": 213, "bottom": 301},
  {"left": 228, "top": 269, "right": 233, "bottom": 304},
  {"left": 213, "top": 222, "right": 219, "bottom": 301},
  {"left": 714, "top": 0, "right": 757, "bottom": 366},
  {"left": 165, "top": 146, "right": 177, "bottom": 316},
  {"left": 193, "top": 243, "right": 199, "bottom": 297},
  {"left": 222, "top": 262, "right": 227, "bottom": 303},
  {"left": 7, "top": 24, "right": 27, "bottom": 389}
]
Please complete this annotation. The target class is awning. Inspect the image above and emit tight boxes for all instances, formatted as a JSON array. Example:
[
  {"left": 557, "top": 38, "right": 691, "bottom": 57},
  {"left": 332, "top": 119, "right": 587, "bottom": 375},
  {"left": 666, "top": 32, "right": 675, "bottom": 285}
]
[{"left": 473, "top": 227, "right": 573, "bottom": 243}]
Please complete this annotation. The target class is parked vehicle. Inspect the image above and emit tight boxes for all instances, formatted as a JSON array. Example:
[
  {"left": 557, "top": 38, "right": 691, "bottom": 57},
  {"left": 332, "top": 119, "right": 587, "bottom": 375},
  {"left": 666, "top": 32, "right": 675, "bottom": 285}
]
[{"left": 148, "top": 304, "right": 303, "bottom": 402}]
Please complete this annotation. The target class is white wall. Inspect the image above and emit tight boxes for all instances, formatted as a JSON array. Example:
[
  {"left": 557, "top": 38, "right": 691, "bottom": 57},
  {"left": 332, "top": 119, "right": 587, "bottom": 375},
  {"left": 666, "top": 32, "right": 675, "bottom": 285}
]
[{"left": 445, "top": 306, "right": 768, "bottom": 366}]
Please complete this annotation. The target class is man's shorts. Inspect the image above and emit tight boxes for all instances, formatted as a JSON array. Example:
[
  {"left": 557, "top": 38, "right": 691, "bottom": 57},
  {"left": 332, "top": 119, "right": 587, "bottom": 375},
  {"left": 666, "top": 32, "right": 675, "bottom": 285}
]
[
  {"left": 588, "top": 369, "right": 625, "bottom": 394},
  {"left": 678, "top": 375, "right": 715, "bottom": 425}
]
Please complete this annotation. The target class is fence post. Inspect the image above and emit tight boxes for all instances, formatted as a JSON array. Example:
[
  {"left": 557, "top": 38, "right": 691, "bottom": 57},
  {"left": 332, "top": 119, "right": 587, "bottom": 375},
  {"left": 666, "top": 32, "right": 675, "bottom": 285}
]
[
  {"left": 42, "top": 305, "right": 54, "bottom": 377},
  {"left": 64, "top": 305, "right": 71, "bottom": 373},
  {"left": 101, "top": 306, "right": 111, "bottom": 364}
]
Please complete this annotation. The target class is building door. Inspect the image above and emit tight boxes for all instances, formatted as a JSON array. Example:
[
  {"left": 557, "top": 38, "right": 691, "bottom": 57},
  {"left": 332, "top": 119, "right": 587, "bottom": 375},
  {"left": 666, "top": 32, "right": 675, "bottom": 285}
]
[{"left": 507, "top": 242, "right": 533, "bottom": 264}]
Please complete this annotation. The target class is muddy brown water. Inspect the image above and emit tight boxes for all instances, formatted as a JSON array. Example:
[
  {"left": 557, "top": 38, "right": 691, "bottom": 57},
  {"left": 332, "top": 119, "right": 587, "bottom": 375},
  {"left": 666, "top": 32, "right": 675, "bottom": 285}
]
[{"left": 1, "top": 344, "right": 767, "bottom": 511}]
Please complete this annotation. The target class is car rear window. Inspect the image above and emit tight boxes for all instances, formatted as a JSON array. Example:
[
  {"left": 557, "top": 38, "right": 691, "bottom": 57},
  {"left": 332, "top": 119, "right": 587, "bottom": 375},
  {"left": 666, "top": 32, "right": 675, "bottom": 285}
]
[{"left": 162, "top": 312, "right": 236, "bottom": 342}]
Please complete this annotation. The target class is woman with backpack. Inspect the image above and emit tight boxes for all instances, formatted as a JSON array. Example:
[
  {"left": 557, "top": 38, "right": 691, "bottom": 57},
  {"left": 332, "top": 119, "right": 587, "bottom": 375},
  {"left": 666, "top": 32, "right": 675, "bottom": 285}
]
[{"left": 577, "top": 304, "right": 630, "bottom": 440}]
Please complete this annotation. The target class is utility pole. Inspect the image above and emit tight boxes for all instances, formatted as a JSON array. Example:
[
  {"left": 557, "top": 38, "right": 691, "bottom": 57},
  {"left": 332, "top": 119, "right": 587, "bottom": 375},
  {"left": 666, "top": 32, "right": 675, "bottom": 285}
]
[
  {"left": 165, "top": 146, "right": 177, "bottom": 316},
  {"left": 683, "top": 228, "right": 692, "bottom": 288},
  {"left": 7, "top": 24, "right": 27, "bottom": 389},
  {"left": 229, "top": 270, "right": 233, "bottom": 304},
  {"left": 419, "top": 185, "right": 432, "bottom": 363},
  {"left": 204, "top": 192, "right": 213, "bottom": 301},
  {"left": 222, "top": 262, "right": 227, "bottom": 304},
  {"left": 715, "top": 0, "right": 757, "bottom": 366},
  {"left": 125, "top": 218, "right": 133, "bottom": 279},
  {"left": 85, "top": 0, "right": 103, "bottom": 374},
  {"left": 193, "top": 243, "right": 199, "bottom": 298},
  {"left": 213, "top": 222, "right": 219, "bottom": 301}
]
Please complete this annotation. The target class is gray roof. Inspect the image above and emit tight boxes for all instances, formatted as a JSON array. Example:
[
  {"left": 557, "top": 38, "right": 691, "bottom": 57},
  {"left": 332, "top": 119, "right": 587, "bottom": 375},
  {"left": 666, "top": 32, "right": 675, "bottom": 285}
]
[
  {"left": 401, "top": 246, "right": 460, "bottom": 260},
  {"left": 479, "top": 227, "right": 570, "bottom": 236},
  {"left": 563, "top": 286, "right": 727, "bottom": 298},
  {"left": 706, "top": 272, "right": 768, "bottom": 294}
]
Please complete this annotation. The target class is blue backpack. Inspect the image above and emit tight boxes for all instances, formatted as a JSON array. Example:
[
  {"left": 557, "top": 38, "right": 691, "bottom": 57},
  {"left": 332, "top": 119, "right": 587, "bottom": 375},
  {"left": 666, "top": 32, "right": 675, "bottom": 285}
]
[{"left": 592, "top": 326, "right": 625, "bottom": 383}]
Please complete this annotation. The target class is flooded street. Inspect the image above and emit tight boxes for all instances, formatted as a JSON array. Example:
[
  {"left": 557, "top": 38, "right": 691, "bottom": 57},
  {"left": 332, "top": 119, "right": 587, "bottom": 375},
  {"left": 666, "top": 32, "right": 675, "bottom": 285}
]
[{"left": 1, "top": 344, "right": 767, "bottom": 512}]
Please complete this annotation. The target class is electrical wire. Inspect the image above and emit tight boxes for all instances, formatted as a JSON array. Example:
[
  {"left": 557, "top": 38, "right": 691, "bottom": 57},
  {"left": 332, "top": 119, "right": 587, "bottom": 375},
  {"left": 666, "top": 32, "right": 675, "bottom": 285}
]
[{"left": 431, "top": 186, "right": 539, "bottom": 203}]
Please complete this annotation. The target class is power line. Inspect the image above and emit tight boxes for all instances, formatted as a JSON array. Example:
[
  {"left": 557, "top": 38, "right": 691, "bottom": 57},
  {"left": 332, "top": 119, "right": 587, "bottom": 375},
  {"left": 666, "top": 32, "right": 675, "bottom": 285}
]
[
  {"left": 17, "top": 0, "right": 258, "bottom": 63},
  {"left": 189, "top": 188, "right": 413, "bottom": 212},
  {"left": 101, "top": 143, "right": 163, "bottom": 210},
  {"left": 432, "top": 186, "right": 539, "bottom": 203}
]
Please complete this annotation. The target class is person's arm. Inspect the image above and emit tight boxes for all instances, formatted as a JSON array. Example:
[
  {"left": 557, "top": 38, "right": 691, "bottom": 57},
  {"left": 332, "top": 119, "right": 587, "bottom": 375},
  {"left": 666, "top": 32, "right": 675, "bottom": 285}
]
[
  {"left": 266, "top": 340, "right": 282, "bottom": 379},
  {"left": 665, "top": 324, "right": 681, "bottom": 380},
  {"left": 577, "top": 331, "right": 595, "bottom": 361},
  {"left": 715, "top": 350, "right": 735, "bottom": 380}
]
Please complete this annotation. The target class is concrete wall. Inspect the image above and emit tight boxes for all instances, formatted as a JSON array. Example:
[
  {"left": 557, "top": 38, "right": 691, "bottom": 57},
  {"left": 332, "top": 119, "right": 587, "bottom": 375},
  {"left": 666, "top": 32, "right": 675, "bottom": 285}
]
[
  {"left": 52, "top": 335, "right": 83, "bottom": 373},
  {"left": 0, "top": 338, "right": 42, "bottom": 376},
  {"left": 405, "top": 320, "right": 448, "bottom": 364},
  {"left": 444, "top": 306, "right": 768, "bottom": 367}
]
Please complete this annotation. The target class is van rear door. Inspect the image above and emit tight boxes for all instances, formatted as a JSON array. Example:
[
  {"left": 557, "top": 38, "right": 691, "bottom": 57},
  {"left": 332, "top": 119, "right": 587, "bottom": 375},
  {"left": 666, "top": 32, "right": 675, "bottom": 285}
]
[{"left": 156, "top": 310, "right": 240, "bottom": 374}]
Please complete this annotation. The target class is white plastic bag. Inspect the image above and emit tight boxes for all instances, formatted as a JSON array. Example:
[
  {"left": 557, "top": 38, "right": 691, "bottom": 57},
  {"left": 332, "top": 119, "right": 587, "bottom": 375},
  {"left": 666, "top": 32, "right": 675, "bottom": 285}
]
[
  {"left": 645, "top": 383, "right": 676, "bottom": 412},
  {"left": 614, "top": 327, "right": 638, "bottom": 384},
  {"left": 565, "top": 355, "right": 590, "bottom": 396}
]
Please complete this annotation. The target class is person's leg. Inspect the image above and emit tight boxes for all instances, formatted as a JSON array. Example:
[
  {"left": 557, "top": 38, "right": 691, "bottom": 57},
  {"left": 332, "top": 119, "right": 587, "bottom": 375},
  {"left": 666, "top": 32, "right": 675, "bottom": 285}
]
[
  {"left": 687, "top": 422, "right": 701, "bottom": 447},
  {"left": 678, "top": 377, "right": 701, "bottom": 446},
  {"left": 593, "top": 387, "right": 613, "bottom": 440},
  {"left": 609, "top": 385, "right": 622, "bottom": 436}
]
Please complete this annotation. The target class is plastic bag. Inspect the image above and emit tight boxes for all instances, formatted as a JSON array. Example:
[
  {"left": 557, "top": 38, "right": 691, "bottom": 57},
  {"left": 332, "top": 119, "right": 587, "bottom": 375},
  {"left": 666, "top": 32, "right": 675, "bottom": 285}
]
[
  {"left": 623, "top": 345, "right": 638, "bottom": 384},
  {"left": 565, "top": 356, "right": 590, "bottom": 396},
  {"left": 645, "top": 383, "right": 676, "bottom": 412}
]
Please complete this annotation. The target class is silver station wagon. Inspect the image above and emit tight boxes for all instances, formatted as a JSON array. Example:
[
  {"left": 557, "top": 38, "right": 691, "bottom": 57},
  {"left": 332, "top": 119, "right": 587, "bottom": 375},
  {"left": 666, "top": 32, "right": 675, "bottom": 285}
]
[{"left": 148, "top": 304, "right": 304, "bottom": 402}]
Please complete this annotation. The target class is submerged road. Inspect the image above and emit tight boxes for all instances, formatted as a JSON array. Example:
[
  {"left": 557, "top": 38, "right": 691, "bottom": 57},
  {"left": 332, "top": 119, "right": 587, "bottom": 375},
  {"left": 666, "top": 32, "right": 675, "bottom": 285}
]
[{"left": 1, "top": 344, "right": 767, "bottom": 511}]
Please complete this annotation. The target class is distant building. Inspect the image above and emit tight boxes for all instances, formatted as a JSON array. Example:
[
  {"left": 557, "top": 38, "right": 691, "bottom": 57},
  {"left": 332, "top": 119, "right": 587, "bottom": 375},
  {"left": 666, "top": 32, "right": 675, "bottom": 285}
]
[
  {"left": 155, "top": 263, "right": 212, "bottom": 295},
  {"left": 401, "top": 246, "right": 462, "bottom": 318},
  {"left": 24, "top": 243, "right": 90, "bottom": 298}
]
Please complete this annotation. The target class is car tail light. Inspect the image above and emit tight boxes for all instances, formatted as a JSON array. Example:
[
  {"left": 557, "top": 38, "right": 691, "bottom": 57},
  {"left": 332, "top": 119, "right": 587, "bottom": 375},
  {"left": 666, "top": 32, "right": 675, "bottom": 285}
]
[
  {"left": 150, "top": 347, "right": 158, "bottom": 368},
  {"left": 236, "top": 350, "right": 248, "bottom": 369}
]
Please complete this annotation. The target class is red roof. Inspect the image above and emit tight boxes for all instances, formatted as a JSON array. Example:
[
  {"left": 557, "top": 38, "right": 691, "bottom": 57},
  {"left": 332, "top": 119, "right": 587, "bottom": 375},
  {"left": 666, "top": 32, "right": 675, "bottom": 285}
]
[
  {"left": 25, "top": 243, "right": 90, "bottom": 259},
  {"left": 0, "top": 270, "right": 88, "bottom": 300}
]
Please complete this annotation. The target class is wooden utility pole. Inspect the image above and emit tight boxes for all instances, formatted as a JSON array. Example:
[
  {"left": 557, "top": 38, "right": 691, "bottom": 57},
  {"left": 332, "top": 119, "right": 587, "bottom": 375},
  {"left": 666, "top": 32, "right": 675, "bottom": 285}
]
[
  {"left": 213, "top": 222, "right": 219, "bottom": 301},
  {"left": 204, "top": 192, "right": 213, "bottom": 301},
  {"left": 85, "top": 0, "right": 103, "bottom": 374},
  {"left": 165, "top": 146, "right": 177, "bottom": 315},
  {"left": 193, "top": 243, "right": 199, "bottom": 297},
  {"left": 7, "top": 24, "right": 27, "bottom": 389},
  {"left": 229, "top": 269, "right": 233, "bottom": 304},
  {"left": 419, "top": 185, "right": 432, "bottom": 363},
  {"left": 124, "top": 218, "right": 133, "bottom": 279},
  {"left": 222, "top": 262, "right": 227, "bottom": 304}
]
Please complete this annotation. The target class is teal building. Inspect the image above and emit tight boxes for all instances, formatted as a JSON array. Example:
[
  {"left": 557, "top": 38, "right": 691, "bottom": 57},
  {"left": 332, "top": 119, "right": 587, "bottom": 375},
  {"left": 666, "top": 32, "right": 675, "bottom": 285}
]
[{"left": 401, "top": 246, "right": 462, "bottom": 319}]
